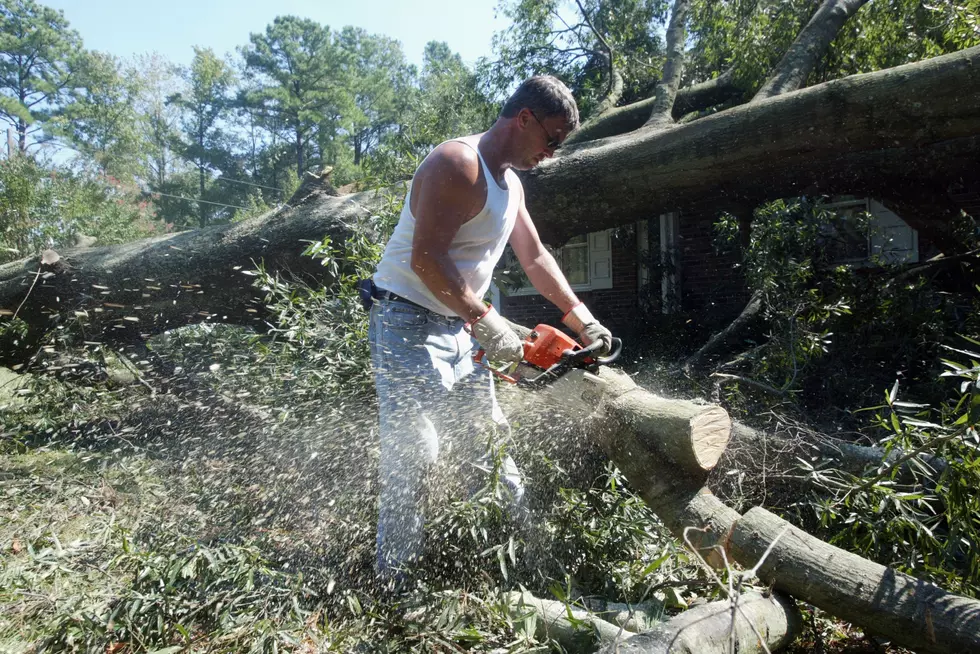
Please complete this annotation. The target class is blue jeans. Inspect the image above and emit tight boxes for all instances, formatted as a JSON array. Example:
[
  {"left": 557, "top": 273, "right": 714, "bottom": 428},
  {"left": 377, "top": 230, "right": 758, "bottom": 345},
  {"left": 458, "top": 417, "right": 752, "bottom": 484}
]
[{"left": 368, "top": 298, "right": 523, "bottom": 577}]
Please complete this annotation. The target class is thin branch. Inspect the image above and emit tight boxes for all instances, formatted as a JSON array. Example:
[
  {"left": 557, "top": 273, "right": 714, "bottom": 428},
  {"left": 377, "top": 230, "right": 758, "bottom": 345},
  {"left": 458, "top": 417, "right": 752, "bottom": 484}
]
[
  {"left": 753, "top": 0, "right": 873, "bottom": 101},
  {"left": 711, "top": 373, "right": 789, "bottom": 403},
  {"left": 855, "top": 430, "right": 961, "bottom": 493},
  {"left": 11, "top": 268, "right": 42, "bottom": 322}
]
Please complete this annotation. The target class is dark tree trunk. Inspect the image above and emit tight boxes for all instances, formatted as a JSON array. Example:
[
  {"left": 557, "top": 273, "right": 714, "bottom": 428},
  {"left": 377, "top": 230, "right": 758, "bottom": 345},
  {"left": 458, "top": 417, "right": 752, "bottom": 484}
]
[
  {"left": 295, "top": 121, "right": 304, "bottom": 176},
  {"left": 525, "top": 46, "right": 980, "bottom": 248}
]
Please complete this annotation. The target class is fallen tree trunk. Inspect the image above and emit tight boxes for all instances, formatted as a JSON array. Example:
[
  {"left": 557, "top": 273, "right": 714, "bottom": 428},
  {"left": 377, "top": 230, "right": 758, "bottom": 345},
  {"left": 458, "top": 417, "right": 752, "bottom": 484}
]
[
  {"left": 526, "top": 46, "right": 980, "bottom": 246},
  {"left": 599, "top": 591, "right": 801, "bottom": 654},
  {"left": 729, "top": 507, "right": 980, "bottom": 654},
  {"left": 1, "top": 49, "right": 977, "bottom": 368},
  {"left": 0, "top": 186, "right": 390, "bottom": 365}
]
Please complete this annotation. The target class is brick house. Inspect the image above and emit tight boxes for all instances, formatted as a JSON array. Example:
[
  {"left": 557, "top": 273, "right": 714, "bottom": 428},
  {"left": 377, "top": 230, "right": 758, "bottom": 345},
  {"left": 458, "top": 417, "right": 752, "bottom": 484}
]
[{"left": 495, "top": 197, "right": 934, "bottom": 336}]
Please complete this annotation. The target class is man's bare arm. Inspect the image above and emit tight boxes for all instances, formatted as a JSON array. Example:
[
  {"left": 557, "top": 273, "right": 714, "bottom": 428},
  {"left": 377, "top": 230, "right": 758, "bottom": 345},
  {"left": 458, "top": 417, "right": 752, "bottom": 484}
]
[
  {"left": 410, "top": 142, "right": 489, "bottom": 322},
  {"left": 509, "top": 189, "right": 580, "bottom": 314}
]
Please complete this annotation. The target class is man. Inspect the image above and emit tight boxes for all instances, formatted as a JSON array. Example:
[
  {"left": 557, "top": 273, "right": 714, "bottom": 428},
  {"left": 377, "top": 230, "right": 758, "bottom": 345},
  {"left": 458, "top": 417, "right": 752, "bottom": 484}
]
[{"left": 367, "top": 75, "right": 614, "bottom": 584}]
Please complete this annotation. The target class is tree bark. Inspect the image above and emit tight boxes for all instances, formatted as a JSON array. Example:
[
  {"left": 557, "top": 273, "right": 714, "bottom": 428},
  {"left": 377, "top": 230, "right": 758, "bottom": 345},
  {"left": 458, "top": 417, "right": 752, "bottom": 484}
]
[
  {"left": 600, "top": 591, "right": 801, "bottom": 654},
  {"left": 0, "top": 186, "right": 392, "bottom": 365},
  {"left": 729, "top": 507, "right": 980, "bottom": 654},
  {"left": 644, "top": 0, "right": 691, "bottom": 128},
  {"left": 753, "top": 0, "right": 873, "bottom": 102},
  {"left": 564, "top": 69, "right": 743, "bottom": 146}
]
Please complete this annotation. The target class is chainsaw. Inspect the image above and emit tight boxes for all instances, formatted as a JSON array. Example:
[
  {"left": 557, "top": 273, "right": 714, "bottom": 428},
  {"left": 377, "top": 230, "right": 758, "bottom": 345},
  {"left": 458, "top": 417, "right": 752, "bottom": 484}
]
[{"left": 476, "top": 324, "right": 622, "bottom": 387}]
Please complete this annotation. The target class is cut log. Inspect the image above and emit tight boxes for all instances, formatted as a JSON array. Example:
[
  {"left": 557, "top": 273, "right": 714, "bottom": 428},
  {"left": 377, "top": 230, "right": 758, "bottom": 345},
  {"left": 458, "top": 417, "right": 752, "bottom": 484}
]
[
  {"left": 523, "top": 365, "right": 732, "bottom": 476},
  {"left": 604, "top": 388, "right": 731, "bottom": 473},
  {"left": 504, "top": 590, "right": 630, "bottom": 652},
  {"left": 728, "top": 506, "right": 980, "bottom": 654},
  {"left": 599, "top": 591, "right": 801, "bottom": 654}
]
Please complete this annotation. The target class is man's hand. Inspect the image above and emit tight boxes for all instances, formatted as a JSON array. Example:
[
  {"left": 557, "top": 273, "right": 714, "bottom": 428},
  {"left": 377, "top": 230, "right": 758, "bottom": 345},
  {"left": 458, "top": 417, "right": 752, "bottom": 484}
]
[
  {"left": 469, "top": 306, "right": 525, "bottom": 364},
  {"left": 562, "top": 303, "right": 613, "bottom": 354}
]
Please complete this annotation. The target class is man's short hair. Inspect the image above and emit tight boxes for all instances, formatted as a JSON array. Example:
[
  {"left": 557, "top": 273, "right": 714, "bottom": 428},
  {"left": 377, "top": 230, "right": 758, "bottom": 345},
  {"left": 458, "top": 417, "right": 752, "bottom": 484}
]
[{"left": 500, "top": 75, "right": 580, "bottom": 129}]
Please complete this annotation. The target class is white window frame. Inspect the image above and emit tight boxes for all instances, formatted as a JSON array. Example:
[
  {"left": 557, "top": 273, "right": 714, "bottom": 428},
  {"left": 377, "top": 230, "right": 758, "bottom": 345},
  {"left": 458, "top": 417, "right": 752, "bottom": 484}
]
[
  {"left": 502, "top": 229, "right": 614, "bottom": 296},
  {"left": 820, "top": 197, "right": 919, "bottom": 265}
]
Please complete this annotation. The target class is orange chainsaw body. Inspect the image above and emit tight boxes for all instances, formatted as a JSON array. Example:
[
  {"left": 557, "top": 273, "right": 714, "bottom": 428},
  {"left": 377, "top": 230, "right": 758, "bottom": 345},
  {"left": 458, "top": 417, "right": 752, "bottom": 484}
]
[{"left": 522, "top": 324, "right": 583, "bottom": 370}]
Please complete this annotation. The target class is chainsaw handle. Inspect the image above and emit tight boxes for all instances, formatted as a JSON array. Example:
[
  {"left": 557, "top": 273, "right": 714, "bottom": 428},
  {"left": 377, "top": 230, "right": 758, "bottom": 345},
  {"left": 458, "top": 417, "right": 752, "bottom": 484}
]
[
  {"left": 563, "top": 336, "right": 623, "bottom": 366},
  {"left": 597, "top": 337, "right": 622, "bottom": 365}
]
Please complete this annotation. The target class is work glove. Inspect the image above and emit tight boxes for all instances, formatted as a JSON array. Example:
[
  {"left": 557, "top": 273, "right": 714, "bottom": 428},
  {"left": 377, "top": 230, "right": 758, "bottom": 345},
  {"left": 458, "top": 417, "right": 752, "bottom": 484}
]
[
  {"left": 468, "top": 305, "right": 525, "bottom": 365},
  {"left": 562, "top": 303, "right": 613, "bottom": 355}
]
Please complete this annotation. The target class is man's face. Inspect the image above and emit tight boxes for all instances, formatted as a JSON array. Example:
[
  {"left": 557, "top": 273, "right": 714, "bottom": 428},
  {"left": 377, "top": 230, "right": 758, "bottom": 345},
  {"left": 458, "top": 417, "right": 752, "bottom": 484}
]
[{"left": 516, "top": 109, "right": 572, "bottom": 170}]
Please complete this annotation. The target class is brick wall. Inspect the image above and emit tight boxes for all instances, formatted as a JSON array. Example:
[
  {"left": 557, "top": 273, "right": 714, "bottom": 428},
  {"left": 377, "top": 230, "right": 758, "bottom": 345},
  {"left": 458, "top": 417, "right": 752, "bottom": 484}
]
[
  {"left": 501, "top": 193, "right": 962, "bottom": 337},
  {"left": 499, "top": 221, "right": 751, "bottom": 334},
  {"left": 950, "top": 182, "right": 980, "bottom": 221},
  {"left": 678, "top": 215, "right": 750, "bottom": 323},
  {"left": 499, "top": 231, "right": 639, "bottom": 334}
]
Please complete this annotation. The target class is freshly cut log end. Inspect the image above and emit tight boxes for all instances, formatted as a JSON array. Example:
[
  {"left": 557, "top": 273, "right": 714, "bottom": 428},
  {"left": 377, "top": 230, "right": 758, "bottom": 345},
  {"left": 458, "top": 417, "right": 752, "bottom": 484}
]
[
  {"left": 690, "top": 407, "right": 731, "bottom": 470},
  {"left": 604, "top": 384, "right": 733, "bottom": 476}
]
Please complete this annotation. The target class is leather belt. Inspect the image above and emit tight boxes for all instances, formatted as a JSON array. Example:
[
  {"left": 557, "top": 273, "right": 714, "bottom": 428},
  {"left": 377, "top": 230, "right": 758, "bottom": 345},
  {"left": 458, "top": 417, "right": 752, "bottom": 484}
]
[{"left": 374, "top": 287, "right": 424, "bottom": 309}]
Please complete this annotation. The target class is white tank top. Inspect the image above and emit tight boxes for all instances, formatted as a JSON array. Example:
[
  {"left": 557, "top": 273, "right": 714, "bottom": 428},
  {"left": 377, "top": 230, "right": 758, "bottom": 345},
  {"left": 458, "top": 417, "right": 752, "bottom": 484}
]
[{"left": 373, "top": 135, "right": 521, "bottom": 316}]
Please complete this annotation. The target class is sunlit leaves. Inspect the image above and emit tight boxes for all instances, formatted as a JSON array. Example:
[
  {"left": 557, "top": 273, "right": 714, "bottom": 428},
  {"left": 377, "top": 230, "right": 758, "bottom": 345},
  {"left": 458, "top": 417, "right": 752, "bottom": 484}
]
[{"left": 485, "top": 0, "right": 667, "bottom": 118}]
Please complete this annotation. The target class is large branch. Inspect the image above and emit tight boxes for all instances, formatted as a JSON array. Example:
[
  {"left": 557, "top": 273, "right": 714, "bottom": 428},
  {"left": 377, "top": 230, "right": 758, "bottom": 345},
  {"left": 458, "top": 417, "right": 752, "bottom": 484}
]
[
  {"left": 644, "top": 0, "right": 691, "bottom": 128},
  {"left": 753, "top": 0, "right": 873, "bottom": 101},
  {"left": 0, "top": 186, "right": 390, "bottom": 364},
  {"left": 565, "top": 69, "right": 743, "bottom": 145},
  {"left": 525, "top": 46, "right": 980, "bottom": 246}
]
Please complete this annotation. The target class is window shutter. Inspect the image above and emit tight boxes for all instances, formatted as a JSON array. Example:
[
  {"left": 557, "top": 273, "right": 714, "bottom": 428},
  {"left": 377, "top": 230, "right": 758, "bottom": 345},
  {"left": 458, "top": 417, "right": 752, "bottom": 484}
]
[
  {"left": 589, "top": 230, "right": 613, "bottom": 290},
  {"left": 869, "top": 200, "right": 918, "bottom": 264}
]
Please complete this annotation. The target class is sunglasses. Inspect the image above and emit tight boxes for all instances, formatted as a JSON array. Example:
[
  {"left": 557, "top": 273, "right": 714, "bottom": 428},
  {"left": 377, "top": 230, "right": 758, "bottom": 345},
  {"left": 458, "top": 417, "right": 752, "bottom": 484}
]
[{"left": 529, "top": 111, "right": 563, "bottom": 150}]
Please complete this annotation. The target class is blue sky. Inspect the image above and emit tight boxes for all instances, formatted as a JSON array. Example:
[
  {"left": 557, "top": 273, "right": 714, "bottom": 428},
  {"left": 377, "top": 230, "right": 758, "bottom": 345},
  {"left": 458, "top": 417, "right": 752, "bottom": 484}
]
[{"left": 43, "top": 0, "right": 509, "bottom": 69}]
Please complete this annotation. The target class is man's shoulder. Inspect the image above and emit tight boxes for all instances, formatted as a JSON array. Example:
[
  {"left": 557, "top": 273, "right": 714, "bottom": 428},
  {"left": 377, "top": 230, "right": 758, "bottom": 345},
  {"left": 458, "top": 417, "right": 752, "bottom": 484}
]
[
  {"left": 415, "top": 139, "right": 484, "bottom": 194},
  {"left": 426, "top": 139, "right": 481, "bottom": 176}
]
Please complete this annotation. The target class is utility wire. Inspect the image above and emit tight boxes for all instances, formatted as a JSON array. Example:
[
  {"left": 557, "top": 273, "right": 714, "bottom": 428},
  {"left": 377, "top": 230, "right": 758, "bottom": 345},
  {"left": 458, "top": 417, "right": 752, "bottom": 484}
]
[
  {"left": 148, "top": 190, "right": 249, "bottom": 210},
  {"left": 215, "top": 176, "right": 284, "bottom": 193}
]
